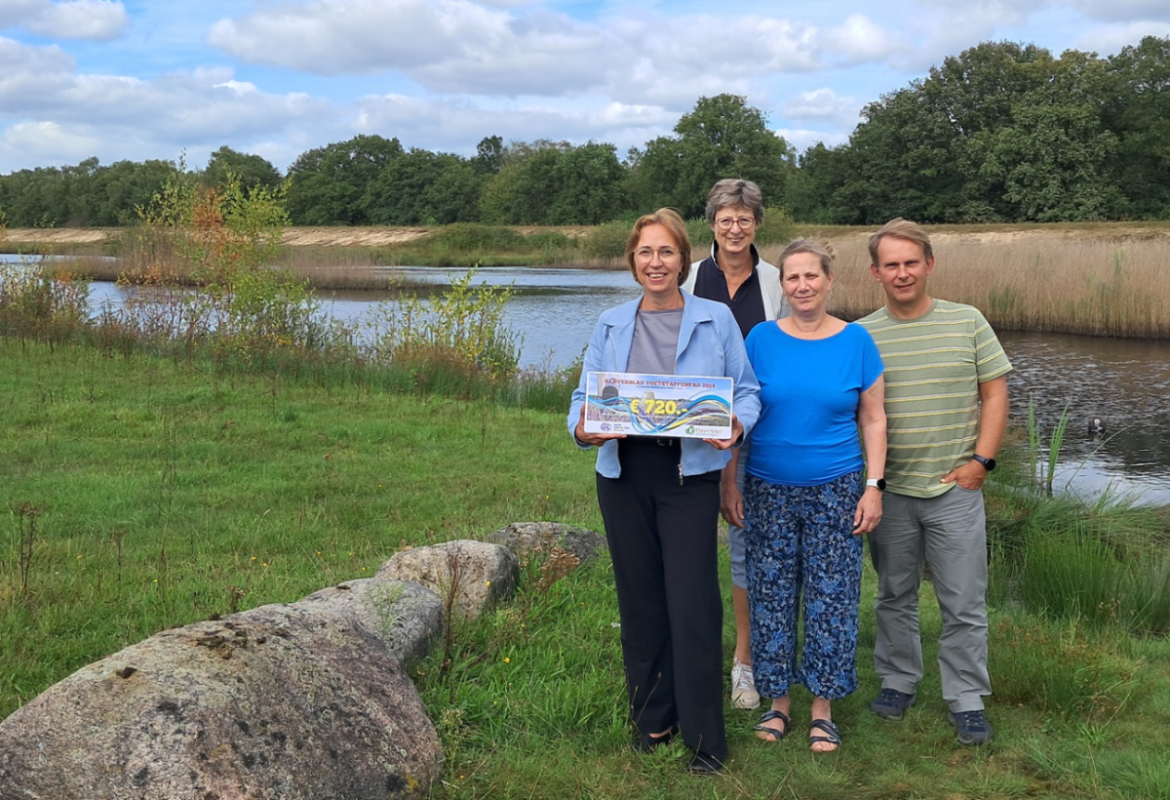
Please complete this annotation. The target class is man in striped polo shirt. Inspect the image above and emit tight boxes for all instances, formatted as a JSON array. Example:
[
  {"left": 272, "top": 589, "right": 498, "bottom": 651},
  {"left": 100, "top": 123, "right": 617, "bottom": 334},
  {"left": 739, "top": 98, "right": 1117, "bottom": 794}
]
[{"left": 857, "top": 218, "right": 1011, "bottom": 746}]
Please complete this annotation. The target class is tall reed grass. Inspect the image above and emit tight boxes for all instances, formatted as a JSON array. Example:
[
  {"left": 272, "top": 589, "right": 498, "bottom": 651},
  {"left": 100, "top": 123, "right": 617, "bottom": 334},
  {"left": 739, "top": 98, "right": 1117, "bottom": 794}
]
[{"left": 808, "top": 235, "right": 1170, "bottom": 338}]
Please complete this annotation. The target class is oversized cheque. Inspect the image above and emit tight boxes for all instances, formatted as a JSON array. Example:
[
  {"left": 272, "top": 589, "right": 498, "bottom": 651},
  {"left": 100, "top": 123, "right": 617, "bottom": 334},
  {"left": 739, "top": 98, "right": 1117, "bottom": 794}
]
[{"left": 583, "top": 372, "right": 734, "bottom": 440}]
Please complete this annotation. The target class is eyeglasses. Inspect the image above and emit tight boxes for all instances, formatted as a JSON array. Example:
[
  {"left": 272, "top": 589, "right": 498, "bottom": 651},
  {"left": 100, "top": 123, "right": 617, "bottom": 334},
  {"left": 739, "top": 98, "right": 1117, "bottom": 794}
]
[
  {"left": 715, "top": 216, "right": 756, "bottom": 231},
  {"left": 634, "top": 247, "right": 679, "bottom": 262}
]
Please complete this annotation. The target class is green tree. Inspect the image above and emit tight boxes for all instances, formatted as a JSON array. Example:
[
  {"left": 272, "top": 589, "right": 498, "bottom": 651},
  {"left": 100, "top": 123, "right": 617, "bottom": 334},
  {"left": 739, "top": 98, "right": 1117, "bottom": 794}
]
[
  {"left": 1107, "top": 36, "right": 1170, "bottom": 217},
  {"left": 977, "top": 50, "right": 1120, "bottom": 221},
  {"left": 811, "top": 41, "right": 1122, "bottom": 223},
  {"left": 472, "top": 135, "right": 504, "bottom": 175},
  {"left": 547, "top": 142, "right": 627, "bottom": 224},
  {"left": 500, "top": 142, "right": 565, "bottom": 224},
  {"left": 787, "top": 143, "right": 859, "bottom": 224},
  {"left": 203, "top": 146, "right": 282, "bottom": 194},
  {"left": 365, "top": 149, "right": 483, "bottom": 225},
  {"left": 637, "top": 95, "right": 794, "bottom": 218},
  {"left": 285, "top": 134, "right": 403, "bottom": 225}
]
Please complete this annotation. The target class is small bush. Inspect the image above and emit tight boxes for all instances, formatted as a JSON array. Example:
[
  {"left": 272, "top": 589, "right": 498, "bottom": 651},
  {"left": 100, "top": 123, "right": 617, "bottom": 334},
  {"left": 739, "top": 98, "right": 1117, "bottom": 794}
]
[
  {"left": 685, "top": 218, "right": 714, "bottom": 251},
  {"left": 583, "top": 220, "right": 630, "bottom": 261},
  {"left": 366, "top": 269, "right": 520, "bottom": 388},
  {"left": 523, "top": 231, "right": 575, "bottom": 252},
  {"left": 0, "top": 259, "right": 90, "bottom": 342},
  {"left": 430, "top": 224, "right": 526, "bottom": 252},
  {"left": 755, "top": 206, "right": 798, "bottom": 246}
]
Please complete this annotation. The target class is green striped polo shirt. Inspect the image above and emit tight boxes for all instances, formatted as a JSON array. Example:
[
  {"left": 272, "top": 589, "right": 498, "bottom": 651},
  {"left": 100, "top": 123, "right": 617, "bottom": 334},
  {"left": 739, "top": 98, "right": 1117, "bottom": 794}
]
[{"left": 857, "top": 299, "right": 1012, "bottom": 498}]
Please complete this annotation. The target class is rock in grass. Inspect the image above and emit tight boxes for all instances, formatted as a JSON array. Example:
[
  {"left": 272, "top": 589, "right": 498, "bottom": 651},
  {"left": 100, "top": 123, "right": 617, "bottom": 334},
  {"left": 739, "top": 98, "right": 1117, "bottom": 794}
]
[
  {"left": 297, "top": 578, "right": 443, "bottom": 665},
  {"left": 486, "top": 521, "right": 606, "bottom": 564},
  {"left": 0, "top": 604, "right": 439, "bottom": 800},
  {"left": 377, "top": 540, "right": 518, "bottom": 621}
]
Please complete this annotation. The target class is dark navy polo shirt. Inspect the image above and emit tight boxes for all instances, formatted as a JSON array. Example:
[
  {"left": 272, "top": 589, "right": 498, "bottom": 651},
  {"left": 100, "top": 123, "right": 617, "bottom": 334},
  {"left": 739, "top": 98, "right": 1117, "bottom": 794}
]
[{"left": 691, "top": 257, "right": 767, "bottom": 341}]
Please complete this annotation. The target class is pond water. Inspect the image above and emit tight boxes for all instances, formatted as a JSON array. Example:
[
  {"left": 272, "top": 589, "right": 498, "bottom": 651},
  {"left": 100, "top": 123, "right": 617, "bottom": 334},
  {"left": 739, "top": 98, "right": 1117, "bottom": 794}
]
[{"left": 9, "top": 258, "right": 1170, "bottom": 505}]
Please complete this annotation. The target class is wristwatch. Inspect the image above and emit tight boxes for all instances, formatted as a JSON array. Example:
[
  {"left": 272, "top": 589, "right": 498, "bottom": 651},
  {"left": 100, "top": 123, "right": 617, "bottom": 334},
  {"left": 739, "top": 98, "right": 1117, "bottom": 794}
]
[
  {"left": 865, "top": 478, "right": 886, "bottom": 491},
  {"left": 971, "top": 454, "right": 997, "bottom": 472}
]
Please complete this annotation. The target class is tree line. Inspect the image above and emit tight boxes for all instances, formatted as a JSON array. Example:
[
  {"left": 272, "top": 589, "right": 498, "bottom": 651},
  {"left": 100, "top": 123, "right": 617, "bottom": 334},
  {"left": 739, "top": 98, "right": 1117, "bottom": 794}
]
[{"left": 2, "top": 36, "right": 1168, "bottom": 229}]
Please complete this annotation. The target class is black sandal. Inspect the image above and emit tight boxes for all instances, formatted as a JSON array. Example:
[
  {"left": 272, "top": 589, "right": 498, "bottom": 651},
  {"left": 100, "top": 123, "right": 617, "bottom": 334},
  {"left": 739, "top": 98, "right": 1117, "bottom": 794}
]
[
  {"left": 808, "top": 719, "right": 841, "bottom": 752},
  {"left": 753, "top": 709, "right": 790, "bottom": 742}
]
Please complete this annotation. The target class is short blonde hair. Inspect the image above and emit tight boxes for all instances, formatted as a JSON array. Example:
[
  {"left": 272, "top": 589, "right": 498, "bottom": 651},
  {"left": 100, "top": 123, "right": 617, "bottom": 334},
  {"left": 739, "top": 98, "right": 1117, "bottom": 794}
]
[
  {"left": 777, "top": 239, "right": 834, "bottom": 278},
  {"left": 868, "top": 218, "right": 933, "bottom": 264},
  {"left": 626, "top": 208, "right": 692, "bottom": 286}
]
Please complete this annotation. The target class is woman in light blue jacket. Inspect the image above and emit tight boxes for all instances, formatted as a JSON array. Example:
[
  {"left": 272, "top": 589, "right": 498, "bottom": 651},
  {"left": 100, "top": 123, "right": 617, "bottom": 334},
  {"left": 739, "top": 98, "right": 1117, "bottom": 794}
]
[{"left": 568, "top": 208, "right": 759, "bottom": 774}]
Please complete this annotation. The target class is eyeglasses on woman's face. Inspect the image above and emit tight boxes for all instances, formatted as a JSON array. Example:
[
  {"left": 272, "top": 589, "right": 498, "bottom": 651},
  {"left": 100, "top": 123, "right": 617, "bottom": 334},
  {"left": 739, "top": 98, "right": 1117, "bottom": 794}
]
[
  {"left": 714, "top": 215, "right": 755, "bottom": 231},
  {"left": 634, "top": 246, "right": 679, "bottom": 262}
]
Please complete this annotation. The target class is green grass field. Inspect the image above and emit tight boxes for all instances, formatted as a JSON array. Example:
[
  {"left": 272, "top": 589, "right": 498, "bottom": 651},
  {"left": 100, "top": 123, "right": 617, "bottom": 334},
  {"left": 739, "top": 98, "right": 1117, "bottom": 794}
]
[{"left": 3, "top": 339, "right": 1170, "bottom": 800}]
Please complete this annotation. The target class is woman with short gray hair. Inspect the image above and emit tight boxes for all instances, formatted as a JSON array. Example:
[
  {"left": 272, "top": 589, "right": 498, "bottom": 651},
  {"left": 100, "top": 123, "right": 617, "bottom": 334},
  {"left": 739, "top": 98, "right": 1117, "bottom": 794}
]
[{"left": 682, "top": 178, "right": 787, "bottom": 713}]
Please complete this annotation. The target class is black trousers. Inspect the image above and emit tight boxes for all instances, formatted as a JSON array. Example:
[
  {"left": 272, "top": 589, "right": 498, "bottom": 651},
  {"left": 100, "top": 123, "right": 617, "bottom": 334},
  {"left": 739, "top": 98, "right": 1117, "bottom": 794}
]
[{"left": 596, "top": 438, "right": 726, "bottom": 759}]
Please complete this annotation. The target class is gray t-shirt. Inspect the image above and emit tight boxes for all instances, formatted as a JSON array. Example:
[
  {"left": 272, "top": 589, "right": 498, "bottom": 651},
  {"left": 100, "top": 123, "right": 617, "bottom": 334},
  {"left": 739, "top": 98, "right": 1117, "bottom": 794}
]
[{"left": 628, "top": 308, "right": 682, "bottom": 375}]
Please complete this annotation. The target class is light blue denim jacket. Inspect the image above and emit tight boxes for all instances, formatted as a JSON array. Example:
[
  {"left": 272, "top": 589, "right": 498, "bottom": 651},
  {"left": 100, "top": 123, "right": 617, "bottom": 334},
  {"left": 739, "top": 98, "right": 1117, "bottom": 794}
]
[{"left": 567, "top": 291, "right": 761, "bottom": 479}]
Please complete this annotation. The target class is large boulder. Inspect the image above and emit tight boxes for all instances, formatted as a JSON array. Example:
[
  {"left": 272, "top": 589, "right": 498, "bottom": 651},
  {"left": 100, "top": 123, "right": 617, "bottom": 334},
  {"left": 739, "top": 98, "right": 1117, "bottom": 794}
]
[
  {"left": 377, "top": 540, "right": 518, "bottom": 621},
  {"left": 297, "top": 578, "right": 443, "bottom": 665},
  {"left": 0, "top": 603, "right": 440, "bottom": 800},
  {"left": 485, "top": 521, "right": 607, "bottom": 564}
]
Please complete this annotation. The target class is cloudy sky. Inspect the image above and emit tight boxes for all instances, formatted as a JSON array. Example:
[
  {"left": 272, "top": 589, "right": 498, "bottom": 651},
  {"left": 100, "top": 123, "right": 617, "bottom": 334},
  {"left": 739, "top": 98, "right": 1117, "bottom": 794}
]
[{"left": 1, "top": 0, "right": 1168, "bottom": 175}]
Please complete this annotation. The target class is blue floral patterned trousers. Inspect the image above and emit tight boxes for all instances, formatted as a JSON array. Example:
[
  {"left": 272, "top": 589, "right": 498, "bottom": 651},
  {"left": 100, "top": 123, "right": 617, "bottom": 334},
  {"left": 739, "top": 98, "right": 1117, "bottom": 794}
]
[{"left": 743, "top": 470, "right": 864, "bottom": 700}]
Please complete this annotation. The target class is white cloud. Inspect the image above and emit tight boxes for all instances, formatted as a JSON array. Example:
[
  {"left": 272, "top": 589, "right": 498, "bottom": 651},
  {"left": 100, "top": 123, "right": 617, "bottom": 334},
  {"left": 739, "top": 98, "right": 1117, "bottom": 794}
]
[
  {"left": 213, "top": 79, "right": 259, "bottom": 95},
  {"left": 1, "top": 0, "right": 127, "bottom": 41},
  {"left": 1076, "top": 20, "right": 1170, "bottom": 53},
  {"left": 823, "top": 14, "right": 901, "bottom": 65},
  {"left": 0, "top": 0, "right": 47, "bottom": 26},
  {"left": 0, "top": 119, "right": 99, "bottom": 163},
  {"left": 781, "top": 88, "right": 864, "bottom": 130},
  {"left": 352, "top": 92, "right": 678, "bottom": 155},
  {"left": 1070, "top": 0, "right": 1170, "bottom": 23},
  {"left": 208, "top": 0, "right": 514, "bottom": 76},
  {"left": 207, "top": 1, "right": 829, "bottom": 106},
  {"left": 0, "top": 35, "right": 336, "bottom": 170},
  {"left": 892, "top": 0, "right": 1046, "bottom": 70},
  {"left": 775, "top": 127, "right": 849, "bottom": 153}
]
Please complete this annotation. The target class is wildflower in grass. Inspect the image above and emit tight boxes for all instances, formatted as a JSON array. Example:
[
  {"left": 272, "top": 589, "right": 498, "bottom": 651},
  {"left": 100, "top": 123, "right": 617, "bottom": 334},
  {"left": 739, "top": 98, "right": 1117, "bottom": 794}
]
[{"left": 504, "top": 657, "right": 511, "bottom": 664}]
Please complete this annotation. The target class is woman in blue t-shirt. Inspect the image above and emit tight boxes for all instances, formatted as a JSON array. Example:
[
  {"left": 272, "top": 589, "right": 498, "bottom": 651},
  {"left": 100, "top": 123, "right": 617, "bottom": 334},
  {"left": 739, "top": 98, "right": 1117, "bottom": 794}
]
[{"left": 743, "top": 240, "right": 887, "bottom": 753}]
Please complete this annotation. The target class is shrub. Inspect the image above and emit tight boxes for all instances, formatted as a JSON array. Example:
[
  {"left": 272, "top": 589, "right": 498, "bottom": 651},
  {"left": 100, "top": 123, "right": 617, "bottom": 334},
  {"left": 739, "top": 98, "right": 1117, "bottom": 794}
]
[
  {"left": 429, "top": 224, "right": 526, "bottom": 252},
  {"left": 685, "top": 218, "right": 714, "bottom": 251},
  {"left": 523, "top": 231, "right": 575, "bottom": 252},
  {"left": 366, "top": 269, "right": 521, "bottom": 389},
  {"left": 0, "top": 258, "right": 90, "bottom": 342},
  {"left": 754, "top": 206, "right": 798, "bottom": 246},
  {"left": 583, "top": 220, "right": 630, "bottom": 261},
  {"left": 112, "top": 168, "right": 321, "bottom": 362}
]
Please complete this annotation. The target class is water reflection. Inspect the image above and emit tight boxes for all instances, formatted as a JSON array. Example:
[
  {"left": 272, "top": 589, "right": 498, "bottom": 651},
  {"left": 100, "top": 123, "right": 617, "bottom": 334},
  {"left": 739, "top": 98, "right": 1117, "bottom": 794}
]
[{"left": 1001, "top": 331, "right": 1170, "bottom": 504}]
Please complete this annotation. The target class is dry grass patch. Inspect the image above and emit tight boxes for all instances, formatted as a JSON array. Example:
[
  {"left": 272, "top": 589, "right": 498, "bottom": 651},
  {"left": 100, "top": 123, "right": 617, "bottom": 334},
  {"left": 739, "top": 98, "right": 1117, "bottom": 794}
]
[{"left": 767, "top": 231, "right": 1170, "bottom": 338}]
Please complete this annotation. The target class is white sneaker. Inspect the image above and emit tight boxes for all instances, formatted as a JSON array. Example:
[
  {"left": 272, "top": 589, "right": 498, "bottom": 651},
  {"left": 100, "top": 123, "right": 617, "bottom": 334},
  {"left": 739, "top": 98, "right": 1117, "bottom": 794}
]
[{"left": 730, "top": 657, "right": 760, "bottom": 709}]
